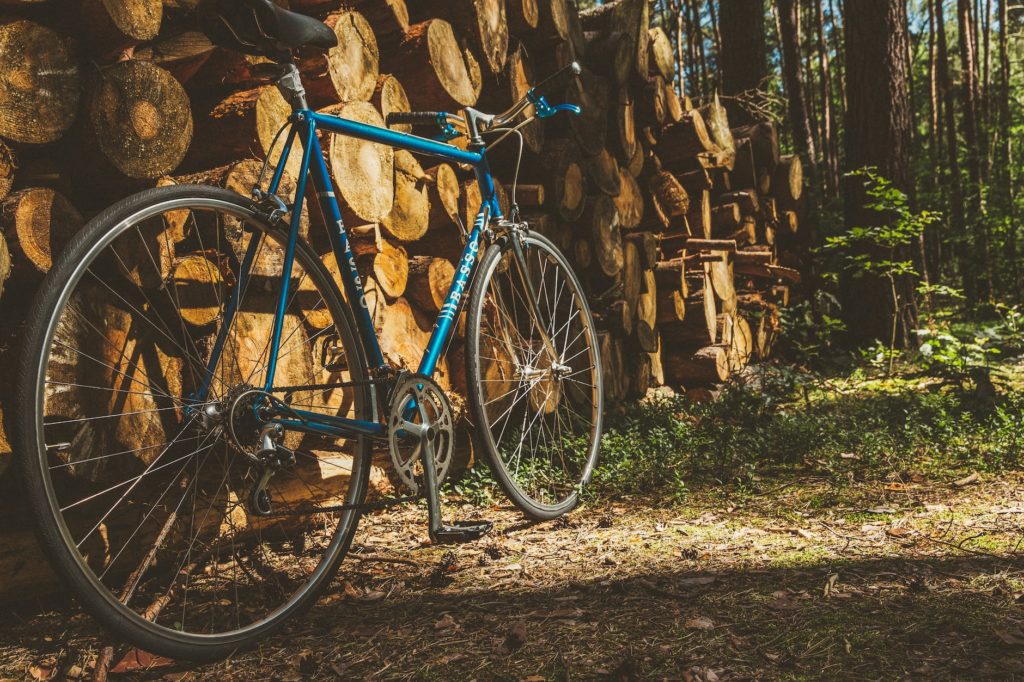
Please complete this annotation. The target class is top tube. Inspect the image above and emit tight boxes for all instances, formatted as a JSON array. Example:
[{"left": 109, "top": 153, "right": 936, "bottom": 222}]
[{"left": 309, "top": 111, "right": 484, "bottom": 167}]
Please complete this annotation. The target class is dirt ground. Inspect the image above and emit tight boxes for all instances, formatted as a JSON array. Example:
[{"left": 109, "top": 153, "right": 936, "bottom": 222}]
[{"left": 2, "top": 472, "right": 1023, "bottom": 681}]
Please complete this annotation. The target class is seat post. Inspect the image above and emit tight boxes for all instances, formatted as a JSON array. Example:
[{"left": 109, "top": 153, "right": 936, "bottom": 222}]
[{"left": 276, "top": 61, "right": 308, "bottom": 112}]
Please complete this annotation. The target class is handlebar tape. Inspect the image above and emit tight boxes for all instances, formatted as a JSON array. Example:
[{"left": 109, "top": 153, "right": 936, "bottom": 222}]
[{"left": 385, "top": 111, "right": 444, "bottom": 127}]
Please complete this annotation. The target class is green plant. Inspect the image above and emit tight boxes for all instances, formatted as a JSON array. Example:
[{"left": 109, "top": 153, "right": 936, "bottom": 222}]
[{"left": 821, "top": 168, "right": 941, "bottom": 372}]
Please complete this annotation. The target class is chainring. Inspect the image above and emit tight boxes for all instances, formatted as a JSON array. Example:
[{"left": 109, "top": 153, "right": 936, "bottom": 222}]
[{"left": 386, "top": 374, "right": 454, "bottom": 495}]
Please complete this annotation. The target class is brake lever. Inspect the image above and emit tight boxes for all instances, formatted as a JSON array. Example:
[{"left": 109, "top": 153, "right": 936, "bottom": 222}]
[{"left": 530, "top": 95, "right": 581, "bottom": 119}]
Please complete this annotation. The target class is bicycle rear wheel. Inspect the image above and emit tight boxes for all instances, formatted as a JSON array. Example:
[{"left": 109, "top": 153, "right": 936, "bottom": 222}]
[
  {"left": 464, "top": 230, "right": 603, "bottom": 520},
  {"left": 15, "top": 185, "right": 371, "bottom": 660}
]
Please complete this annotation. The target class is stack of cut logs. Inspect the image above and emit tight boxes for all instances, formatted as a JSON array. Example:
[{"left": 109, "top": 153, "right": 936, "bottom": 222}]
[{"left": 0, "top": 0, "right": 803, "bottom": 486}]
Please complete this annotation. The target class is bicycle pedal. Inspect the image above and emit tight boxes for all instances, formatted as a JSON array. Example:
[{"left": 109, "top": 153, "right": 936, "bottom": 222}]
[{"left": 431, "top": 520, "right": 493, "bottom": 544}]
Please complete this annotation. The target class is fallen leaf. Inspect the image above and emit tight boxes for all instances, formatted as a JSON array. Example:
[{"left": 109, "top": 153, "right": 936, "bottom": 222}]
[
  {"left": 110, "top": 649, "right": 176, "bottom": 674},
  {"left": 684, "top": 616, "right": 715, "bottom": 630}
]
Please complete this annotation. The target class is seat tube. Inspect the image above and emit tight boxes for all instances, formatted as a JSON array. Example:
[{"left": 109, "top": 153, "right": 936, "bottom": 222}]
[{"left": 263, "top": 115, "right": 316, "bottom": 392}]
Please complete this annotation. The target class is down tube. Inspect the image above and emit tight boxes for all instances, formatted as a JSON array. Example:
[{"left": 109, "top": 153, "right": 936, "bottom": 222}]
[{"left": 418, "top": 208, "right": 488, "bottom": 377}]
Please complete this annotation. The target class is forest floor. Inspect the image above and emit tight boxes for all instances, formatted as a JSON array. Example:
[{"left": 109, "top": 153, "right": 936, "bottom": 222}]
[{"left": 2, "top": 471, "right": 1024, "bottom": 681}]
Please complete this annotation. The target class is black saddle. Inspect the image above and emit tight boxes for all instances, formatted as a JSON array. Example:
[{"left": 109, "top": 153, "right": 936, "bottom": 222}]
[{"left": 198, "top": 0, "right": 337, "bottom": 61}]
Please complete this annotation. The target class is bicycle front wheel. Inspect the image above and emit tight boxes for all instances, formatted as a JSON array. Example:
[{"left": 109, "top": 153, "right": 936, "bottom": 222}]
[
  {"left": 15, "top": 185, "right": 372, "bottom": 660},
  {"left": 465, "top": 230, "right": 603, "bottom": 520}
]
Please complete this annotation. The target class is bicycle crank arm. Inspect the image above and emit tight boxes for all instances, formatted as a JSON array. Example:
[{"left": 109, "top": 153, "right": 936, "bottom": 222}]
[{"left": 419, "top": 425, "right": 492, "bottom": 544}]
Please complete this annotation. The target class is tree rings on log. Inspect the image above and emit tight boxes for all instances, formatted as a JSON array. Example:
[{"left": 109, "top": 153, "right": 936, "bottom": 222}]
[
  {"left": 1, "top": 188, "right": 83, "bottom": 276},
  {"left": 302, "top": 10, "right": 379, "bottom": 105},
  {"left": 0, "top": 21, "right": 81, "bottom": 144},
  {"left": 326, "top": 101, "right": 395, "bottom": 225},
  {"left": 383, "top": 19, "right": 481, "bottom": 111},
  {"left": 86, "top": 60, "right": 193, "bottom": 180}
]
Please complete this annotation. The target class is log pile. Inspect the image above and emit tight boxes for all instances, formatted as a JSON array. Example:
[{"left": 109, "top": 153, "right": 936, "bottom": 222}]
[{"left": 0, "top": 0, "right": 804, "bottom": 596}]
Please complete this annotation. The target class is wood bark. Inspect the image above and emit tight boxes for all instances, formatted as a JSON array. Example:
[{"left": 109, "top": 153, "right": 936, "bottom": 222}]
[{"left": 842, "top": 0, "right": 917, "bottom": 346}]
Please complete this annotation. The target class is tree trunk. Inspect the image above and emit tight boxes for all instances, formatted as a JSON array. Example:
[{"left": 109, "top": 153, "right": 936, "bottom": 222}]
[
  {"left": 776, "top": 0, "right": 818, "bottom": 170},
  {"left": 842, "top": 0, "right": 918, "bottom": 347},
  {"left": 718, "top": 0, "right": 768, "bottom": 123},
  {"left": 957, "top": 0, "right": 990, "bottom": 302}
]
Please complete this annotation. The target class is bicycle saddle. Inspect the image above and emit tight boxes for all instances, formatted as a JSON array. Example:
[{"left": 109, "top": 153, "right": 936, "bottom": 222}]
[{"left": 198, "top": 0, "right": 337, "bottom": 61}]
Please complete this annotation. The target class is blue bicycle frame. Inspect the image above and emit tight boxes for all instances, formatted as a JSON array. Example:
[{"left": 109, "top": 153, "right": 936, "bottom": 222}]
[{"left": 198, "top": 106, "right": 503, "bottom": 441}]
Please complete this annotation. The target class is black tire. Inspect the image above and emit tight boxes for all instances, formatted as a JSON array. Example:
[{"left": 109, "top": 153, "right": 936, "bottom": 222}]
[
  {"left": 464, "top": 230, "right": 603, "bottom": 520},
  {"left": 15, "top": 185, "right": 372, "bottom": 661}
]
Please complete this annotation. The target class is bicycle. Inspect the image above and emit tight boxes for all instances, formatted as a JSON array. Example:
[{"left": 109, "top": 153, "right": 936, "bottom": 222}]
[{"left": 13, "top": 0, "right": 603, "bottom": 661}]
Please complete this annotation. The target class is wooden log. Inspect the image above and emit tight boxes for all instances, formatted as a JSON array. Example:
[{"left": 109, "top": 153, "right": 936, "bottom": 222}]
[
  {"left": 0, "top": 141, "right": 14, "bottom": 203},
  {"left": 658, "top": 111, "right": 716, "bottom": 168},
  {"left": 408, "top": 0, "right": 508, "bottom": 75},
  {"left": 625, "top": 231, "right": 658, "bottom": 269},
  {"left": 334, "top": 0, "right": 409, "bottom": 53},
  {"left": 80, "top": 0, "right": 162, "bottom": 54},
  {"left": 730, "top": 314, "right": 753, "bottom": 371},
  {"left": 686, "top": 189, "right": 712, "bottom": 239},
  {"left": 325, "top": 101, "right": 395, "bottom": 225},
  {"left": 83, "top": 60, "right": 191, "bottom": 181},
  {"left": 612, "top": 87, "right": 637, "bottom": 162},
  {"left": 0, "top": 188, "right": 82, "bottom": 278},
  {"left": 664, "top": 81, "right": 685, "bottom": 125},
  {"left": 664, "top": 345, "right": 730, "bottom": 386},
  {"left": 507, "top": 0, "right": 539, "bottom": 34},
  {"left": 647, "top": 26, "right": 674, "bottom": 80},
  {"left": 520, "top": 138, "right": 585, "bottom": 221},
  {"left": 425, "top": 163, "right": 461, "bottom": 229},
  {"left": 297, "top": 11, "right": 380, "bottom": 105},
  {"left": 708, "top": 252, "right": 737, "bottom": 313},
  {"left": 711, "top": 203, "right": 742, "bottom": 234},
  {"left": 381, "top": 150, "right": 430, "bottom": 242},
  {"left": 366, "top": 294, "right": 450, "bottom": 386},
  {"left": 406, "top": 255, "right": 454, "bottom": 313},
  {"left": 579, "top": 0, "right": 648, "bottom": 83},
  {"left": 584, "top": 30, "right": 632, "bottom": 86},
  {"left": 133, "top": 30, "right": 215, "bottom": 84},
  {"left": 534, "top": 0, "right": 570, "bottom": 44},
  {"left": 585, "top": 148, "right": 621, "bottom": 197},
  {"left": 620, "top": 239, "right": 642, "bottom": 321},
  {"left": 653, "top": 256, "right": 687, "bottom": 295},
  {"left": 169, "top": 251, "right": 226, "bottom": 326},
  {"left": 185, "top": 87, "right": 297, "bottom": 177},
  {"left": 657, "top": 288, "right": 686, "bottom": 325},
  {"left": 584, "top": 194, "right": 622, "bottom": 278},
  {"left": 356, "top": 238, "right": 409, "bottom": 300},
  {"left": 626, "top": 138, "right": 646, "bottom": 178},
  {"left": 636, "top": 268, "right": 657, "bottom": 329},
  {"left": 372, "top": 74, "right": 412, "bottom": 133},
  {"left": 382, "top": 19, "right": 480, "bottom": 111},
  {"left": 772, "top": 154, "right": 804, "bottom": 209},
  {"left": 732, "top": 121, "right": 780, "bottom": 176},
  {"left": 647, "top": 167, "right": 690, "bottom": 229},
  {"left": 697, "top": 94, "right": 735, "bottom": 155},
  {"left": 568, "top": 68, "right": 609, "bottom": 156},
  {"left": 686, "top": 238, "right": 737, "bottom": 254},
  {"left": 639, "top": 75, "right": 667, "bottom": 129}
]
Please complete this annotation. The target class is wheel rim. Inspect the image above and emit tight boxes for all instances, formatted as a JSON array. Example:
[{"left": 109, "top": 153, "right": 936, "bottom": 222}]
[
  {"left": 473, "top": 234, "right": 601, "bottom": 509},
  {"left": 31, "top": 194, "right": 368, "bottom": 642}
]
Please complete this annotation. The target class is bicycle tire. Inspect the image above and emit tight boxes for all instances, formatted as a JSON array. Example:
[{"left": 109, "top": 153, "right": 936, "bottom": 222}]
[
  {"left": 15, "top": 185, "right": 372, "bottom": 660},
  {"left": 464, "top": 230, "right": 603, "bottom": 520}
]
